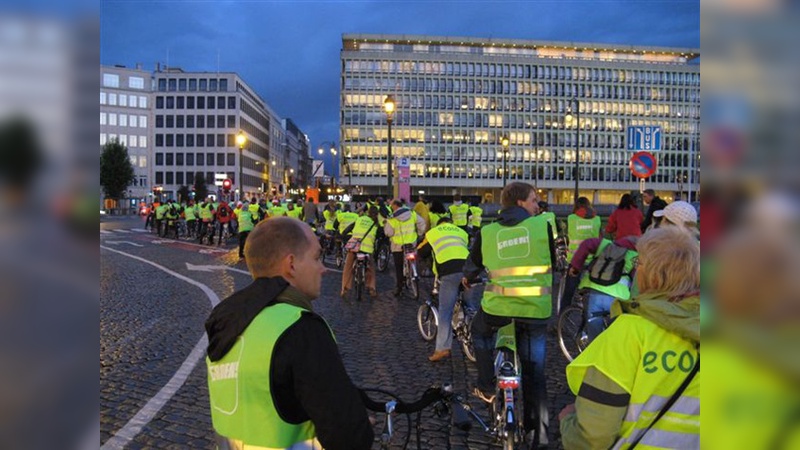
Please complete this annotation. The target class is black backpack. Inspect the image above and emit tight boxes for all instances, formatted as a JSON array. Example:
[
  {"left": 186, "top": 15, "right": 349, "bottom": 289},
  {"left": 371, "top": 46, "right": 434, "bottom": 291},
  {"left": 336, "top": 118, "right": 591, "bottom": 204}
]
[
  {"left": 587, "top": 243, "right": 631, "bottom": 286},
  {"left": 218, "top": 207, "right": 228, "bottom": 218}
]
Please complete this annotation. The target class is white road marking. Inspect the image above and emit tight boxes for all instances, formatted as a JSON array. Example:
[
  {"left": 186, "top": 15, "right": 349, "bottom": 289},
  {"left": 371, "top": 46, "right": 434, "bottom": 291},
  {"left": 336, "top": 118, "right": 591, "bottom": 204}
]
[
  {"left": 114, "top": 229, "right": 132, "bottom": 233},
  {"left": 185, "top": 262, "right": 250, "bottom": 276},
  {"left": 100, "top": 245, "right": 221, "bottom": 450},
  {"left": 104, "top": 240, "right": 144, "bottom": 248},
  {"left": 100, "top": 230, "right": 112, "bottom": 235},
  {"left": 131, "top": 228, "right": 149, "bottom": 233}
]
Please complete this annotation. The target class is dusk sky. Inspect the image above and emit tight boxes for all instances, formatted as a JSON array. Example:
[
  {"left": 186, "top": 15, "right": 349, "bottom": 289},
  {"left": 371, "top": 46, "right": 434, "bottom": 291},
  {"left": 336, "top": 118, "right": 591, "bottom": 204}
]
[{"left": 100, "top": 0, "right": 699, "bottom": 171}]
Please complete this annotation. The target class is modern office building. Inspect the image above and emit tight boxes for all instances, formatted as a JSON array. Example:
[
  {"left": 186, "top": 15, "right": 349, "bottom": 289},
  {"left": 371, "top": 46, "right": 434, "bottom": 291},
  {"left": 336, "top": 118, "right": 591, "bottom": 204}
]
[
  {"left": 100, "top": 64, "right": 153, "bottom": 205},
  {"left": 340, "top": 34, "right": 700, "bottom": 204},
  {"left": 151, "top": 67, "right": 309, "bottom": 202}
]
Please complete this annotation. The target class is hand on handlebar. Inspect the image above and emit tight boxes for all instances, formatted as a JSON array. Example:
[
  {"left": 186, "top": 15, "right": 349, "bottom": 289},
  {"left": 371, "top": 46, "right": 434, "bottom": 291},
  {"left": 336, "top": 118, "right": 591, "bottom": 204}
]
[{"left": 568, "top": 266, "right": 580, "bottom": 277}]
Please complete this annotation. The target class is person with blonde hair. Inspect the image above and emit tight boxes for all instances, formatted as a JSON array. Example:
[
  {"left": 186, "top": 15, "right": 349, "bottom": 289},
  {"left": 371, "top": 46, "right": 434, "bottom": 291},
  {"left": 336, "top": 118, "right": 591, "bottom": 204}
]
[{"left": 560, "top": 226, "right": 700, "bottom": 449}]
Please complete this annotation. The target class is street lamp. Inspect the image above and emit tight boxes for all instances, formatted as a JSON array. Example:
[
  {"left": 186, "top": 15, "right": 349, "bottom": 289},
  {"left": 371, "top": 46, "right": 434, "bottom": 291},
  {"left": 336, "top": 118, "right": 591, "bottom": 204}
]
[
  {"left": 565, "top": 98, "right": 580, "bottom": 205},
  {"left": 500, "top": 135, "right": 510, "bottom": 188},
  {"left": 383, "top": 95, "right": 395, "bottom": 197},
  {"left": 236, "top": 131, "right": 247, "bottom": 202}
]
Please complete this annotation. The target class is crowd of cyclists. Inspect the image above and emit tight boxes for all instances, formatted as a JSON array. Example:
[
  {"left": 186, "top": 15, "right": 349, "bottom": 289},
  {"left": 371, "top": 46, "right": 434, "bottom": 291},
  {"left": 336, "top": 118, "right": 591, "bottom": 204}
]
[{"left": 194, "top": 183, "right": 700, "bottom": 449}]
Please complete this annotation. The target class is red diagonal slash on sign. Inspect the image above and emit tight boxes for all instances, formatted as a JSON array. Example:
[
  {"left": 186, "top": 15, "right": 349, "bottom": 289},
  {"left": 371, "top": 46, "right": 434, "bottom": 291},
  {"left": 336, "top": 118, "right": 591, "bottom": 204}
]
[{"left": 630, "top": 151, "right": 657, "bottom": 179}]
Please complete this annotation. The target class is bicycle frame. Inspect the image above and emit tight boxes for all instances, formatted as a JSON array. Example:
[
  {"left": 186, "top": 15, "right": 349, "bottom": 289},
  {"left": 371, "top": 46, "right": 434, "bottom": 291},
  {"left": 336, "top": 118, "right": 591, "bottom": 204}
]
[{"left": 493, "top": 321, "right": 524, "bottom": 446}]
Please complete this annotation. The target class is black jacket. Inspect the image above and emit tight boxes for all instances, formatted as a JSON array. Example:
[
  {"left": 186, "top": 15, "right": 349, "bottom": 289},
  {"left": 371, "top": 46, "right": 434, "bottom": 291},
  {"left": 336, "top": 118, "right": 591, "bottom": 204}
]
[{"left": 205, "top": 278, "right": 373, "bottom": 450}]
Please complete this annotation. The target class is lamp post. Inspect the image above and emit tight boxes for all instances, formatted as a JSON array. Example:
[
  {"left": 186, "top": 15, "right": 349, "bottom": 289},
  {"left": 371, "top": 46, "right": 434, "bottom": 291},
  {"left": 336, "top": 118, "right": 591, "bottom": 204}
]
[
  {"left": 500, "top": 135, "right": 510, "bottom": 188},
  {"left": 236, "top": 131, "right": 247, "bottom": 202},
  {"left": 383, "top": 95, "right": 395, "bottom": 197},
  {"left": 566, "top": 98, "right": 580, "bottom": 205}
]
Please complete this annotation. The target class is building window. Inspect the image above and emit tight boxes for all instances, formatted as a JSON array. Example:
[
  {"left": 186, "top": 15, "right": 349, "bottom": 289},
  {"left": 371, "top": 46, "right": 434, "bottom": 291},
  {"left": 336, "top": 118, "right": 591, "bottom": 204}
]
[
  {"left": 166, "top": 96, "right": 175, "bottom": 109},
  {"left": 197, "top": 96, "right": 205, "bottom": 108},
  {"left": 176, "top": 115, "right": 184, "bottom": 128},
  {"left": 119, "top": 94, "right": 127, "bottom": 107},
  {"left": 187, "top": 152, "right": 194, "bottom": 165},
  {"left": 217, "top": 153, "right": 225, "bottom": 166},
  {"left": 189, "top": 78, "right": 197, "bottom": 91},
  {"left": 176, "top": 152, "right": 184, "bottom": 165},
  {"left": 130, "top": 115, "right": 138, "bottom": 127},
  {"left": 140, "top": 136, "right": 147, "bottom": 148},
  {"left": 100, "top": 112, "right": 107, "bottom": 125},
  {"left": 100, "top": 92, "right": 107, "bottom": 105},
  {"left": 103, "top": 73, "right": 120, "bottom": 88},
  {"left": 166, "top": 115, "right": 174, "bottom": 128},
  {"left": 176, "top": 171, "right": 184, "bottom": 185},
  {"left": 139, "top": 96, "right": 147, "bottom": 108},
  {"left": 227, "top": 153, "right": 235, "bottom": 166},
  {"left": 220, "top": 79, "right": 228, "bottom": 91},
  {"left": 206, "top": 171, "right": 214, "bottom": 184},
  {"left": 216, "top": 134, "right": 225, "bottom": 147},
  {"left": 129, "top": 135, "right": 137, "bottom": 147},
  {"left": 196, "top": 152, "right": 204, "bottom": 165},
  {"left": 166, "top": 153, "right": 174, "bottom": 165},
  {"left": 218, "top": 96, "right": 225, "bottom": 109},
  {"left": 207, "top": 96, "right": 215, "bottom": 109},
  {"left": 156, "top": 171, "right": 163, "bottom": 184},
  {"left": 119, "top": 114, "right": 127, "bottom": 127},
  {"left": 156, "top": 152, "right": 164, "bottom": 165},
  {"left": 129, "top": 95, "right": 138, "bottom": 108},
  {"left": 187, "top": 96, "right": 195, "bottom": 109},
  {"left": 217, "top": 115, "right": 225, "bottom": 128},
  {"left": 197, "top": 115, "right": 205, "bottom": 128},
  {"left": 207, "top": 133, "right": 214, "bottom": 147},
  {"left": 187, "top": 115, "right": 194, "bottom": 128},
  {"left": 207, "top": 115, "right": 215, "bottom": 128},
  {"left": 119, "top": 135, "right": 127, "bottom": 146},
  {"left": 100, "top": 133, "right": 107, "bottom": 145},
  {"left": 158, "top": 79, "right": 167, "bottom": 91},
  {"left": 109, "top": 93, "right": 117, "bottom": 106},
  {"left": 228, "top": 96, "right": 236, "bottom": 109},
  {"left": 206, "top": 153, "right": 214, "bottom": 165},
  {"left": 166, "top": 171, "right": 173, "bottom": 184},
  {"left": 129, "top": 76, "right": 145, "bottom": 89},
  {"left": 176, "top": 134, "right": 184, "bottom": 147},
  {"left": 199, "top": 79, "right": 208, "bottom": 91},
  {"left": 187, "top": 134, "right": 194, "bottom": 147},
  {"left": 156, "top": 134, "right": 164, "bottom": 147},
  {"left": 139, "top": 156, "right": 147, "bottom": 168},
  {"left": 187, "top": 172, "right": 194, "bottom": 184},
  {"left": 166, "top": 134, "right": 174, "bottom": 147},
  {"left": 177, "top": 96, "right": 185, "bottom": 109},
  {"left": 209, "top": 79, "right": 218, "bottom": 91},
  {"left": 140, "top": 116, "right": 147, "bottom": 128},
  {"left": 156, "top": 96, "right": 164, "bottom": 109},
  {"left": 168, "top": 79, "right": 177, "bottom": 92},
  {"left": 179, "top": 79, "right": 187, "bottom": 91},
  {"left": 109, "top": 113, "right": 117, "bottom": 126},
  {"left": 197, "top": 134, "right": 205, "bottom": 147},
  {"left": 226, "top": 133, "right": 234, "bottom": 147}
]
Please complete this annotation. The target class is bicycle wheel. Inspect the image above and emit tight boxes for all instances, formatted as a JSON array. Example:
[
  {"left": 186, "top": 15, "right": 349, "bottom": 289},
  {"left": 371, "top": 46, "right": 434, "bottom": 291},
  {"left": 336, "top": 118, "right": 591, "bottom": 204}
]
[
  {"left": 335, "top": 246, "right": 344, "bottom": 269},
  {"left": 557, "top": 305, "right": 589, "bottom": 362},
  {"left": 376, "top": 244, "right": 389, "bottom": 272},
  {"left": 354, "top": 263, "right": 364, "bottom": 301},
  {"left": 555, "top": 271, "right": 568, "bottom": 315},
  {"left": 417, "top": 304, "right": 438, "bottom": 341}
]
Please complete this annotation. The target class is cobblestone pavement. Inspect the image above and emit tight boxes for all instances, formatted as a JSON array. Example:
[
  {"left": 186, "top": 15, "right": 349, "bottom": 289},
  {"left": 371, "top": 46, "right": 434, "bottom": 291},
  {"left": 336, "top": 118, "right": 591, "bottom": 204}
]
[{"left": 100, "top": 217, "right": 575, "bottom": 449}]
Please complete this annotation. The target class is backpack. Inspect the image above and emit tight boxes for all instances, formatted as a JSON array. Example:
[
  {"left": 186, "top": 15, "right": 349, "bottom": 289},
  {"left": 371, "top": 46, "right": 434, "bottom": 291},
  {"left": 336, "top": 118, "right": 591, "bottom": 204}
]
[
  {"left": 218, "top": 207, "right": 228, "bottom": 218},
  {"left": 587, "top": 243, "right": 630, "bottom": 286},
  {"left": 168, "top": 204, "right": 178, "bottom": 216}
]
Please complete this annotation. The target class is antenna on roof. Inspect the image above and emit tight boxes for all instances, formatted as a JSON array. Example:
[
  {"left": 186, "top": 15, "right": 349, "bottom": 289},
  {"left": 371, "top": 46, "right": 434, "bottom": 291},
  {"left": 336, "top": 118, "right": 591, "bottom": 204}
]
[
  {"left": 217, "top": 49, "right": 220, "bottom": 75},
  {"left": 166, "top": 48, "right": 169, "bottom": 71}
]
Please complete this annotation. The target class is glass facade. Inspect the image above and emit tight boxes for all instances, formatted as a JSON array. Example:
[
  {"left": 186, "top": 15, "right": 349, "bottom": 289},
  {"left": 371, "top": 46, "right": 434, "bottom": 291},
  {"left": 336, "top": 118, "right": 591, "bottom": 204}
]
[{"left": 340, "top": 35, "right": 700, "bottom": 203}]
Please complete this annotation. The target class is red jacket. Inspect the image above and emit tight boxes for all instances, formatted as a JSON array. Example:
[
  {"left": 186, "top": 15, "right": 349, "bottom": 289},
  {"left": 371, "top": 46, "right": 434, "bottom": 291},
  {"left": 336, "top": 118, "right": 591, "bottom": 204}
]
[
  {"left": 605, "top": 207, "right": 643, "bottom": 241},
  {"left": 216, "top": 202, "right": 233, "bottom": 224}
]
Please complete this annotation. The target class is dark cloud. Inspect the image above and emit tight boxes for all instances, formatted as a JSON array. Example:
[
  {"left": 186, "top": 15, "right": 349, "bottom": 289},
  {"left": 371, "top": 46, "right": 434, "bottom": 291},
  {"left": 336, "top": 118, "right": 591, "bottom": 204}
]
[{"left": 101, "top": 1, "right": 700, "bottom": 171}]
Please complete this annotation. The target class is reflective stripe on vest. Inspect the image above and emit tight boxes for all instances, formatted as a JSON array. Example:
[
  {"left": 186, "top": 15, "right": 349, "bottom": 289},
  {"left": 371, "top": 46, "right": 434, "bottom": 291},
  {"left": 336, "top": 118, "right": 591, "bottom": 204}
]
[
  {"left": 567, "top": 214, "right": 601, "bottom": 262},
  {"left": 208, "top": 303, "right": 322, "bottom": 448},
  {"left": 388, "top": 212, "right": 418, "bottom": 246},
  {"left": 224, "top": 436, "right": 324, "bottom": 450},
  {"left": 480, "top": 215, "right": 553, "bottom": 319}
]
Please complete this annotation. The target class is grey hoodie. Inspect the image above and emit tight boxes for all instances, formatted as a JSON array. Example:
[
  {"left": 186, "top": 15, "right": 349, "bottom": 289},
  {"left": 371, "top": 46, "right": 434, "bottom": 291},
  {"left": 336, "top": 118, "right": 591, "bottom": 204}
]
[{"left": 383, "top": 206, "right": 427, "bottom": 252}]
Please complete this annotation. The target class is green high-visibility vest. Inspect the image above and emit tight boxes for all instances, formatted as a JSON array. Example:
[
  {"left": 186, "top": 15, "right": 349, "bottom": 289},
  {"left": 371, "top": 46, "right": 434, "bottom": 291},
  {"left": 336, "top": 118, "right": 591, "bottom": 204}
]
[
  {"left": 539, "top": 211, "right": 558, "bottom": 239},
  {"left": 480, "top": 215, "right": 553, "bottom": 319},
  {"left": 449, "top": 203, "right": 470, "bottom": 226},
  {"left": 271, "top": 206, "right": 287, "bottom": 217},
  {"left": 207, "top": 303, "right": 322, "bottom": 449},
  {"left": 469, "top": 206, "right": 483, "bottom": 228},
  {"left": 567, "top": 214, "right": 601, "bottom": 262},
  {"left": 429, "top": 212, "right": 447, "bottom": 228},
  {"left": 323, "top": 210, "right": 336, "bottom": 231},
  {"left": 248, "top": 203, "right": 261, "bottom": 220},
  {"left": 337, "top": 212, "right": 359, "bottom": 234},
  {"left": 350, "top": 216, "right": 378, "bottom": 254},
  {"left": 286, "top": 207, "right": 302, "bottom": 220},
  {"left": 184, "top": 205, "right": 197, "bottom": 221},
  {"left": 425, "top": 223, "right": 469, "bottom": 266},
  {"left": 567, "top": 313, "right": 699, "bottom": 449},
  {"left": 199, "top": 203, "right": 214, "bottom": 221},
  {"left": 237, "top": 210, "right": 255, "bottom": 233},
  {"left": 388, "top": 211, "right": 419, "bottom": 246},
  {"left": 577, "top": 239, "right": 638, "bottom": 300}
]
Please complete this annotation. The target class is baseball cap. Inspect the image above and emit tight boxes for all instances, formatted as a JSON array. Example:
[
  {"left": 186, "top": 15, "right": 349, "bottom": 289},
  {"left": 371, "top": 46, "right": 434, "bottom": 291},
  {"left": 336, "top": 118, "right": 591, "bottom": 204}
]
[{"left": 653, "top": 201, "right": 697, "bottom": 225}]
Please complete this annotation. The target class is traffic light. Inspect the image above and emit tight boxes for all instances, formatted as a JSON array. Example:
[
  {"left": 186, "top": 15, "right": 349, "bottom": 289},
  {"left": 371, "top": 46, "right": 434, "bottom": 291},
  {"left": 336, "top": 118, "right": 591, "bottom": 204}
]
[{"left": 222, "top": 179, "right": 232, "bottom": 193}]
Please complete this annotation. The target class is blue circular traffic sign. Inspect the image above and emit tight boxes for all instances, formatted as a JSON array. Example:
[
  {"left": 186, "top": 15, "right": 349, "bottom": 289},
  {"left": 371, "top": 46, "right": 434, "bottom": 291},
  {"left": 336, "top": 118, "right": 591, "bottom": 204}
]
[{"left": 630, "top": 151, "right": 658, "bottom": 179}]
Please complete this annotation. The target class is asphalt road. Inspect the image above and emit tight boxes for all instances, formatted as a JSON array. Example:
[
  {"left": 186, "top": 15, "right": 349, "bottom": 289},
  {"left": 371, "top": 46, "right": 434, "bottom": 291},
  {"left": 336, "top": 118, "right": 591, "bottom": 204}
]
[{"left": 100, "top": 215, "right": 575, "bottom": 449}]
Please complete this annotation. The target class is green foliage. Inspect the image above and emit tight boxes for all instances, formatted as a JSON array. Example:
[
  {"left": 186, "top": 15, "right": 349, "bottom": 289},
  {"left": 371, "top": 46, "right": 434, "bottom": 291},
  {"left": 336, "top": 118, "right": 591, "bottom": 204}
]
[
  {"left": 100, "top": 140, "right": 135, "bottom": 200},
  {"left": 177, "top": 185, "right": 190, "bottom": 203},
  {"left": 193, "top": 171, "right": 208, "bottom": 200}
]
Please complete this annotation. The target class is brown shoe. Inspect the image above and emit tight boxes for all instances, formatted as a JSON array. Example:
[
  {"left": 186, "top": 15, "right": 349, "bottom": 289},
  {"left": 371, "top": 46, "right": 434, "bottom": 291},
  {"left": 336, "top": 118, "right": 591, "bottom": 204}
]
[
  {"left": 428, "top": 349, "right": 451, "bottom": 362},
  {"left": 340, "top": 289, "right": 348, "bottom": 298},
  {"left": 369, "top": 289, "right": 378, "bottom": 298}
]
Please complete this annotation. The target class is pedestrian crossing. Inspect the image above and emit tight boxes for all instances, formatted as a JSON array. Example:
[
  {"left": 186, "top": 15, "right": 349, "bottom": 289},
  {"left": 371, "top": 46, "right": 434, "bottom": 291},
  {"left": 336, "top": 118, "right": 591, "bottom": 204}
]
[{"left": 100, "top": 228, "right": 150, "bottom": 236}]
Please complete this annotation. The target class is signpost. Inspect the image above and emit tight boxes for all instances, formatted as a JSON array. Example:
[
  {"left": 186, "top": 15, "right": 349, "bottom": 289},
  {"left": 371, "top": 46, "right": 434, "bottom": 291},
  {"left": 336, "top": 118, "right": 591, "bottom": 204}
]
[
  {"left": 630, "top": 151, "right": 658, "bottom": 193},
  {"left": 627, "top": 126, "right": 662, "bottom": 151},
  {"left": 397, "top": 157, "right": 410, "bottom": 202}
]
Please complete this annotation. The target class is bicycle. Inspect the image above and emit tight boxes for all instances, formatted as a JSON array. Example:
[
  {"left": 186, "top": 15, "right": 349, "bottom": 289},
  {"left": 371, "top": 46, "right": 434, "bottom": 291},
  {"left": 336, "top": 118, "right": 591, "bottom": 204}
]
[
  {"left": 553, "top": 236, "right": 570, "bottom": 316},
  {"left": 216, "top": 221, "right": 233, "bottom": 246},
  {"left": 374, "top": 233, "right": 391, "bottom": 272},
  {"left": 401, "top": 243, "right": 420, "bottom": 300},
  {"left": 417, "top": 279, "right": 483, "bottom": 362},
  {"left": 557, "top": 287, "right": 613, "bottom": 362},
  {"left": 351, "top": 251, "right": 370, "bottom": 301},
  {"left": 360, "top": 383, "right": 474, "bottom": 450}
]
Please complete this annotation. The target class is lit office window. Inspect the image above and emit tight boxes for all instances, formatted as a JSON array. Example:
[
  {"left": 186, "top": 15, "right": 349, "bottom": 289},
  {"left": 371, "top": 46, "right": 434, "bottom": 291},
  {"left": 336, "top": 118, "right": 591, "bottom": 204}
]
[
  {"left": 129, "top": 135, "right": 137, "bottom": 147},
  {"left": 100, "top": 113, "right": 107, "bottom": 125},
  {"left": 109, "top": 93, "right": 117, "bottom": 106},
  {"left": 139, "top": 116, "right": 147, "bottom": 128},
  {"left": 139, "top": 96, "right": 147, "bottom": 108},
  {"left": 119, "top": 114, "right": 127, "bottom": 127},
  {"left": 129, "top": 95, "right": 138, "bottom": 108},
  {"left": 100, "top": 133, "right": 107, "bottom": 145},
  {"left": 129, "top": 115, "right": 138, "bottom": 127},
  {"left": 109, "top": 114, "right": 117, "bottom": 126},
  {"left": 100, "top": 92, "right": 107, "bottom": 105},
  {"left": 119, "top": 94, "right": 127, "bottom": 107},
  {"left": 140, "top": 136, "right": 147, "bottom": 148},
  {"left": 129, "top": 76, "right": 145, "bottom": 89}
]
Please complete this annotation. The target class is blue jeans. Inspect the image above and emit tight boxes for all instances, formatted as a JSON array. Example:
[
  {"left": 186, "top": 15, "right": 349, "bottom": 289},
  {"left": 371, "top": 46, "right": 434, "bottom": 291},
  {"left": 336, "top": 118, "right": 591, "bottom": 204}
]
[
  {"left": 472, "top": 308, "right": 549, "bottom": 443},
  {"left": 434, "top": 272, "right": 462, "bottom": 352},
  {"left": 585, "top": 290, "right": 614, "bottom": 341}
]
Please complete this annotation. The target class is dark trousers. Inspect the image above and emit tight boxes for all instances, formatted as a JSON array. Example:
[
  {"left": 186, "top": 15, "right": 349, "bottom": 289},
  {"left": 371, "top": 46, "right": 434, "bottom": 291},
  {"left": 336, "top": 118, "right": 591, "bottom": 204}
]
[
  {"left": 472, "top": 308, "right": 550, "bottom": 445},
  {"left": 198, "top": 221, "right": 213, "bottom": 244},
  {"left": 186, "top": 220, "right": 196, "bottom": 237},
  {"left": 392, "top": 251, "right": 405, "bottom": 289},
  {"left": 238, "top": 231, "right": 250, "bottom": 257},
  {"left": 217, "top": 222, "right": 232, "bottom": 243}
]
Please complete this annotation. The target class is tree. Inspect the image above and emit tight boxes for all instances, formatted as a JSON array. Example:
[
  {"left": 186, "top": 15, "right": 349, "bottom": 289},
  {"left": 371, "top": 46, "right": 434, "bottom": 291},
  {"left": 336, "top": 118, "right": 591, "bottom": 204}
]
[
  {"left": 193, "top": 171, "right": 208, "bottom": 201},
  {"left": 177, "top": 185, "right": 190, "bottom": 203},
  {"left": 100, "top": 140, "right": 135, "bottom": 201}
]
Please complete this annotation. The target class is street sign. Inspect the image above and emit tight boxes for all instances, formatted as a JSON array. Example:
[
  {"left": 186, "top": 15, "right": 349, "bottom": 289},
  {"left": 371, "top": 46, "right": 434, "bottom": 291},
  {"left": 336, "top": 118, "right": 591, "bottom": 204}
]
[
  {"left": 630, "top": 151, "right": 658, "bottom": 179},
  {"left": 398, "top": 157, "right": 410, "bottom": 168},
  {"left": 627, "top": 126, "right": 662, "bottom": 151},
  {"left": 312, "top": 160, "right": 325, "bottom": 178}
]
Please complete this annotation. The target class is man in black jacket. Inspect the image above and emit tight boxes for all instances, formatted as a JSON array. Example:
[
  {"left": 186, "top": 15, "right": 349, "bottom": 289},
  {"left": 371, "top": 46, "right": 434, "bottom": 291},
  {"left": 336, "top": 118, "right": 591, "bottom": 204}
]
[
  {"left": 205, "top": 217, "right": 373, "bottom": 449},
  {"left": 640, "top": 189, "right": 668, "bottom": 233}
]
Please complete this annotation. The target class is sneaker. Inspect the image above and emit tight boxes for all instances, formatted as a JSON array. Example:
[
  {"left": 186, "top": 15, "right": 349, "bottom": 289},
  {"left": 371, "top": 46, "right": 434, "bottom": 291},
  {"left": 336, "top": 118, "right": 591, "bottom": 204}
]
[{"left": 472, "top": 387, "right": 496, "bottom": 404}]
